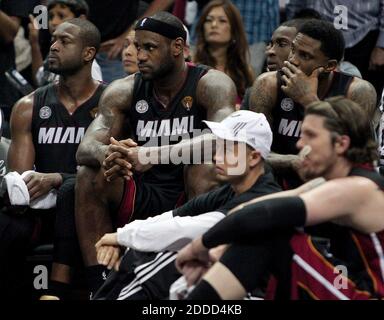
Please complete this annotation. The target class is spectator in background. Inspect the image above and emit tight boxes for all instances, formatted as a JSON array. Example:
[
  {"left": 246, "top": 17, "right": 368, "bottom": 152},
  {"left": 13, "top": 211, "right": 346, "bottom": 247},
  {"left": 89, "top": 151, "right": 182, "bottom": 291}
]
[
  {"left": 29, "top": 0, "right": 102, "bottom": 87},
  {"left": 0, "top": 0, "right": 38, "bottom": 138},
  {"left": 121, "top": 28, "right": 139, "bottom": 75},
  {"left": 190, "top": 0, "right": 280, "bottom": 78},
  {"left": 85, "top": 0, "right": 175, "bottom": 83},
  {"left": 194, "top": 0, "right": 254, "bottom": 107},
  {"left": 286, "top": 0, "right": 384, "bottom": 98},
  {"left": 232, "top": 0, "right": 280, "bottom": 77},
  {"left": 85, "top": 0, "right": 139, "bottom": 82}
]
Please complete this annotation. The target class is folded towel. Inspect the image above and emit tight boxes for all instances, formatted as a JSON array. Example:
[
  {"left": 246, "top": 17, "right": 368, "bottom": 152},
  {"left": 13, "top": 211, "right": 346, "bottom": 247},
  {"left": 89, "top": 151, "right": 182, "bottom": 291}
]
[
  {"left": 4, "top": 171, "right": 57, "bottom": 209},
  {"left": 4, "top": 171, "right": 29, "bottom": 206}
]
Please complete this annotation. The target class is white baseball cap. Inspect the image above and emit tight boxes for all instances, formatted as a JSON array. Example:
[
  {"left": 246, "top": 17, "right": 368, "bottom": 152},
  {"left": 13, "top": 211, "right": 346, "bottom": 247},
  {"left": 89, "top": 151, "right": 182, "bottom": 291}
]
[{"left": 203, "top": 110, "right": 272, "bottom": 159}]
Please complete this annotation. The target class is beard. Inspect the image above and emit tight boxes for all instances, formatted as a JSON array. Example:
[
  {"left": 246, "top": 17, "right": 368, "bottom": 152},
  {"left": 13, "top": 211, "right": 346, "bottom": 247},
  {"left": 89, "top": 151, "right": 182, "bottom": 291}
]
[
  {"left": 48, "top": 58, "right": 82, "bottom": 75},
  {"left": 141, "top": 59, "right": 175, "bottom": 81},
  {"left": 48, "top": 63, "right": 64, "bottom": 74},
  {"left": 298, "top": 160, "right": 333, "bottom": 182},
  {"left": 298, "top": 167, "right": 319, "bottom": 182}
]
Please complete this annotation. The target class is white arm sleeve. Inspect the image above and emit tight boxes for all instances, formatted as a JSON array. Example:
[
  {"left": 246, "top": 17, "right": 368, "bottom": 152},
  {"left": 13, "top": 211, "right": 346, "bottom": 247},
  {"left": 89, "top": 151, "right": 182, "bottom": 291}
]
[
  {"left": 117, "top": 210, "right": 173, "bottom": 246},
  {"left": 117, "top": 211, "right": 226, "bottom": 252}
]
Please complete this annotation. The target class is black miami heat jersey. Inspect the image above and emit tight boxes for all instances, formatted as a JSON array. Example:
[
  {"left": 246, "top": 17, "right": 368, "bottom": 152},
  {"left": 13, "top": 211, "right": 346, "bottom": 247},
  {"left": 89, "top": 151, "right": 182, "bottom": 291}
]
[
  {"left": 272, "top": 71, "right": 354, "bottom": 155},
  {"left": 31, "top": 82, "right": 106, "bottom": 173},
  {"left": 331, "top": 167, "right": 384, "bottom": 298},
  {"left": 291, "top": 167, "right": 384, "bottom": 299},
  {"left": 128, "top": 63, "right": 209, "bottom": 187}
]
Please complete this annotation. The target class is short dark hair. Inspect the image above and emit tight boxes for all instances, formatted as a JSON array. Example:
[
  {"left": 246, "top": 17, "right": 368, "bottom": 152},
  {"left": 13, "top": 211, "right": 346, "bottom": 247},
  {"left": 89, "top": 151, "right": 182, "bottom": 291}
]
[
  {"left": 151, "top": 11, "right": 184, "bottom": 31},
  {"left": 280, "top": 18, "right": 307, "bottom": 30},
  {"left": 47, "top": 0, "right": 89, "bottom": 17},
  {"left": 305, "top": 96, "right": 378, "bottom": 164},
  {"left": 66, "top": 18, "right": 101, "bottom": 53},
  {"left": 298, "top": 19, "right": 345, "bottom": 62}
]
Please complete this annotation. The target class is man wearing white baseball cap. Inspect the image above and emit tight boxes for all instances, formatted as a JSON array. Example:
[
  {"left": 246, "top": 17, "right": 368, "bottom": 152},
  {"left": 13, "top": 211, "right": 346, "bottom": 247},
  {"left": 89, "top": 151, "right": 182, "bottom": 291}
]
[
  {"left": 92, "top": 111, "right": 284, "bottom": 300},
  {"left": 204, "top": 110, "right": 272, "bottom": 158},
  {"left": 203, "top": 110, "right": 273, "bottom": 179}
]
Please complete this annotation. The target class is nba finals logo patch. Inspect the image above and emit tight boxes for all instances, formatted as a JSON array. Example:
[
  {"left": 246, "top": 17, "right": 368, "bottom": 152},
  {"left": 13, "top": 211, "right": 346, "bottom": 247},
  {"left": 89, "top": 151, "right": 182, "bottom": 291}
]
[
  {"left": 281, "top": 98, "right": 294, "bottom": 112},
  {"left": 90, "top": 107, "right": 99, "bottom": 118},
  {"left": 135, "top": 100, "right": 149, "bottom": 114},
  {"left": 39, "top": 106, "right": 52, "bottom": 119},
  {"left": 182, "top": 96, "right": 193, "bottom": 111}
]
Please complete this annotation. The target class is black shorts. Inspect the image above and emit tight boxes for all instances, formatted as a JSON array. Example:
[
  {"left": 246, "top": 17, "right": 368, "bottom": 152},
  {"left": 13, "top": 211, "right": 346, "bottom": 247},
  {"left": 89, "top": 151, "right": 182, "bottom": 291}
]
[
  {"left": 93, "top": 250, "right": 180, "bottom": 300},
  {"left": 116, "top": 175, "right": 185, "bottom": 227}
]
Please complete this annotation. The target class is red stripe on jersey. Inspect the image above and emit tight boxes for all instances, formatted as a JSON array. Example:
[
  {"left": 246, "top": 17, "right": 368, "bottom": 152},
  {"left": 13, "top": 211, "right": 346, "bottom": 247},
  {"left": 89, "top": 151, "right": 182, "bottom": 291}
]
[
  {"left": 117, "top": 178, "right": 137, "bottom": 227},
  {"left": 290, "top": 233, "right": 372, "bottom": 300},
  {"left": 352, "top": 231, "right": 384, "bottom": 297}
]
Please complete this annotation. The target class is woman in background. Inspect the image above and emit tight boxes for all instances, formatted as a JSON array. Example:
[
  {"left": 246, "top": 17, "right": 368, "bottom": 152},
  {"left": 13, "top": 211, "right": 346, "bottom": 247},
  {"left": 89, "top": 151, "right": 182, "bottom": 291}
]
[
  {"left": 193, "top": 0, "right": 254, "bottom": 107},
  {"left": 121, "top": 28, "right": 139, "bottom": 75}
]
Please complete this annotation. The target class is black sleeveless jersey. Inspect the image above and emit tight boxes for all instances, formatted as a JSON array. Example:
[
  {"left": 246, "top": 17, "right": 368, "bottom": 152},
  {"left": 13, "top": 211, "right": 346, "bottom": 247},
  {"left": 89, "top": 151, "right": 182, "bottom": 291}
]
[
  {"left": 315, "top": 166, "right": 384, "bottom": 298},
  {"left": 31, "top": 82, "right": 106, "bottom": 173},
  {"left": 272, "top": 71, "right": 354, "bottom": 155},
  {"left": 349, "top": 166, "right": 384, "bottom": 189},
  {"left": 128, "top": 63, "right": 209, "bottom": 186}
]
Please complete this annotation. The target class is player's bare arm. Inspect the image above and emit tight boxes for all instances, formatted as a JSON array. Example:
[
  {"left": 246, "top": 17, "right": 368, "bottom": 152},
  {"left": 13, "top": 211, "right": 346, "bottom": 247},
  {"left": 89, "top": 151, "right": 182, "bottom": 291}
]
[
  {"left": 249, "top": 71, "right": 300, "bottom": 171},
  {"left": 76, "top": 76, "right": 135, "bottom": 168},
  {"left": 248, "top": 71, "right": 277, "bottom": 124},
  {"left": 8, "top": 94, "right": 63, "bottom": 199},
  {"left": 301, "top": 176, "right": 384, "bottom": 233},
  {"left": 347, "top": 77, "right": 377, "bottom": 120},
  {"left": 117, "top": 69, "right": 238, "bottom": 168},
  {"left": 8, "top": 94, "right": 35, "bottom": 172}
]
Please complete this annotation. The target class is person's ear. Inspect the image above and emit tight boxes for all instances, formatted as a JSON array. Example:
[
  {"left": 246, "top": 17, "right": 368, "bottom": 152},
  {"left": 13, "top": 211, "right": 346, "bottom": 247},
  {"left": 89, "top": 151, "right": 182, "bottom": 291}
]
[
  {"left": 324, "top": 59, "right": 338, "bottom": 72},
  {"left": 248, "top": 150, "right": 262, "bottom": 168},
  {"left": 172, "top": 38, "right": 184, "bottom": 57},
  {"left": 83, "top": 46, "right": 96, "bottom": 63},
  {"left": 334, "top": 134, "right": 350, "bottom": 155}
]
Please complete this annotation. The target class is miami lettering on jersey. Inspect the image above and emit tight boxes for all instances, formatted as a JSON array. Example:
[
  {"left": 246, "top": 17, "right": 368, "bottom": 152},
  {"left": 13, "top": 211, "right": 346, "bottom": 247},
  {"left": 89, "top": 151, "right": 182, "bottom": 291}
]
[
  {"left": 277, "top": 118, "right": 302, "bottom": 138},
  {"left": 38, "top": 127, "right": 85, "bottom": 144},
  {"left": 136, "top": 115, "right": 195, "bottom": 141}
]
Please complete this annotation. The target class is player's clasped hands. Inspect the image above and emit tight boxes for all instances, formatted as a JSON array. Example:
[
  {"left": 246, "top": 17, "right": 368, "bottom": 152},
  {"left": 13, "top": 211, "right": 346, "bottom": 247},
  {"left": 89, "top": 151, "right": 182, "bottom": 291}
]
[{"left": 103, "top": 137, "right": 138, "bottom": 181}]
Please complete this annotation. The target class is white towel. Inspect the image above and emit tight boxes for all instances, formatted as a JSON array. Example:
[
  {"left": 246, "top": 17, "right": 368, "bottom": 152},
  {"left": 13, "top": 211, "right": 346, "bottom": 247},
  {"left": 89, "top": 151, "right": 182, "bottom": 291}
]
[
  {"left": 4, "top": 171, "right": 29, "bottom": 206},
  {"left": 4, "top": 171, "right": 57, "bottom": 209}
]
